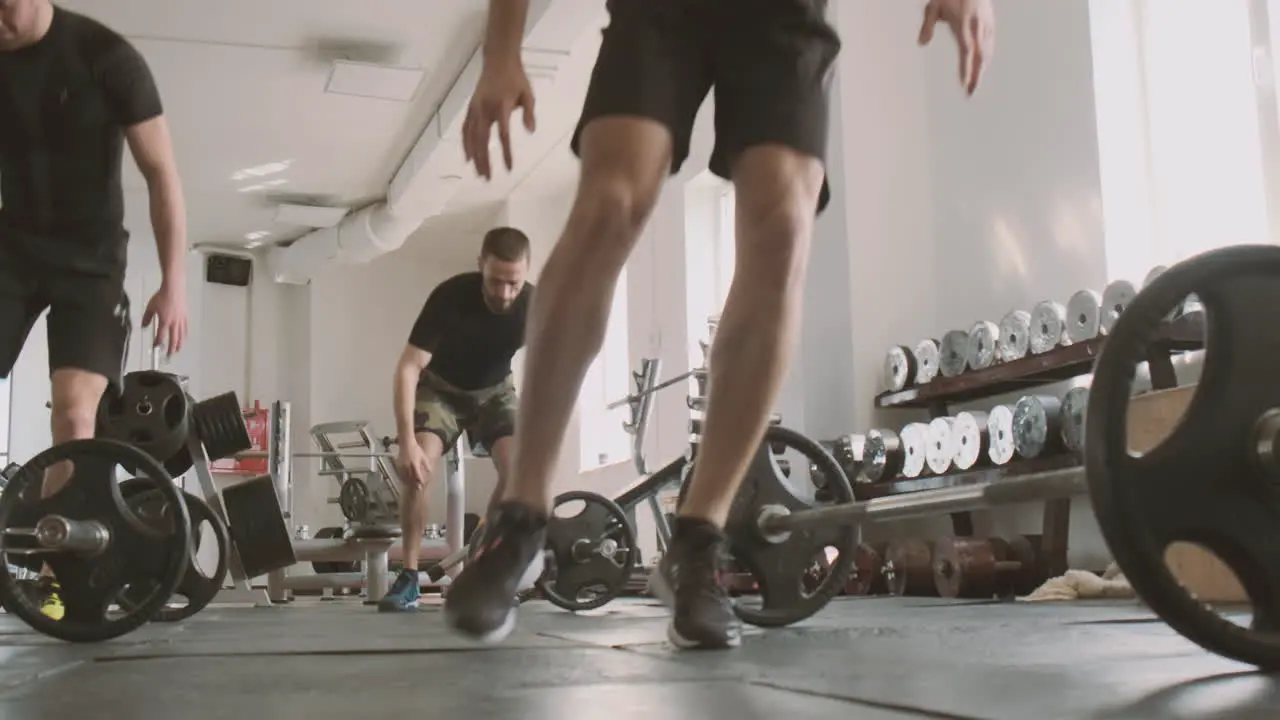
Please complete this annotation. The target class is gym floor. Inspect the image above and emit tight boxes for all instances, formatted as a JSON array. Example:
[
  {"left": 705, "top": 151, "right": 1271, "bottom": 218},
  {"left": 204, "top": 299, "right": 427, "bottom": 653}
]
[{"left": 0, "top": 596, "right": 1270, "bottom": 719}]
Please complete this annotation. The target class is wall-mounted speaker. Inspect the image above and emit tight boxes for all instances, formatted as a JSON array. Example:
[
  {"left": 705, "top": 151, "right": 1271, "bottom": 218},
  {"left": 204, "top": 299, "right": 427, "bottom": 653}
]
[{"left": 205, "top": 253, "right": 252, "bottom": 287}]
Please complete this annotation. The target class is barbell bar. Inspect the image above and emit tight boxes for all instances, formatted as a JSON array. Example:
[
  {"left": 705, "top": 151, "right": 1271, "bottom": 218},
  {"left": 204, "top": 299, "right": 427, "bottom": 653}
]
[
  {"left": 234, "top": 451, "right": 396, "bottom": 460},
  {"left": 757, "top": 467, "right": 1087, "bottom": 537},
  {"left": 606, "top": 369, "right": 698, "bottom": 410}
]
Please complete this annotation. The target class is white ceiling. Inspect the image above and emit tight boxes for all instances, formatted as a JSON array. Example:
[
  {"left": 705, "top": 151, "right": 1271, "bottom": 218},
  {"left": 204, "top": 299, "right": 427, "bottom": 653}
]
[{"left": 59, "top": 0, "right": 601, "bottom": 257}]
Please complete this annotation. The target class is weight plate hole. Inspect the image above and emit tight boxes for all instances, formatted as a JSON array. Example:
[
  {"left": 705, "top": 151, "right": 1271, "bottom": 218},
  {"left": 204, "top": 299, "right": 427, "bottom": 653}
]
[
  {"left": 162, "top": 396, "right": 186, "bottom": 427},
  {"left": 1162, "top": 541, "right": 1252, "bottom": 630}
]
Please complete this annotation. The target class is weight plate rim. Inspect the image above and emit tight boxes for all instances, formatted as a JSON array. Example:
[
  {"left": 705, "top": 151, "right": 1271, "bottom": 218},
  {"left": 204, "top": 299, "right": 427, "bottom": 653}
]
[
  {"left": 1086, "top": 244, "right": 1280, "bottom": 669},
  {"left": 535, "top": 490, "right": 638, "bottom": 612},
  {"left": 115, "top": 482, "right": 232, "bottom": 622},
  {"left": 0, "top": 439, "right": 191, "bottom": 643},
  {"left": 728, "top": 424, "right": 859, "bottom": 628}
]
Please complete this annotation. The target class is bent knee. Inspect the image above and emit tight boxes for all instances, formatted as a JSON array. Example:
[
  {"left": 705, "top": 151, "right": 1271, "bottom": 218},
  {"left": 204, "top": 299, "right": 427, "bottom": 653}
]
[
  {"left": 734, "top": 147, "right": 825, "bottom": 273},
  {"left": 50, "top": 404, "right": 97, "bottom": 439},
  {"left": 574, "top": 170, "right": 662, "bottom": 241}
]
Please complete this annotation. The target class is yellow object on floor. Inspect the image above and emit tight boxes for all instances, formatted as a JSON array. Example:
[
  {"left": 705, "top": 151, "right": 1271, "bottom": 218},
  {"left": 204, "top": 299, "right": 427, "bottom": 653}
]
[
  {"left": 1018, "top": 563, "right": 1134, "bottom": 603},
  {"left": 40, "top": 586, "right": 64, "bottom": 620}
]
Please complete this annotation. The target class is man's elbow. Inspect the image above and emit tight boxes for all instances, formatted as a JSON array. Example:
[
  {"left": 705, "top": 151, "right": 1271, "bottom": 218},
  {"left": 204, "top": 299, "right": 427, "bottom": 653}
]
[
  {"left": 396, "top": 358, "right": 424, "bottom": 382},
  {"left": 141, "top": 162, "right": 180, "bottom": 193}
]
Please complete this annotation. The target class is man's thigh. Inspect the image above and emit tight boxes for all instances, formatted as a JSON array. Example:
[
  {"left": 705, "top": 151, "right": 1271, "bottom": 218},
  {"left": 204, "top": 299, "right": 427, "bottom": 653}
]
[
  {"left": 572, "top": 0, "right": 714, "bottom": 174},
  {"left": 463, "top": 378, "right": 519, "bottom": 455},
  {"left": 709, "top": 0, "right": 842, "bottom": 212},
  {"left": 0, "top": 253, "right": 48, "bottom": 379},
  {"left": 414, "top": 384, "right": 464, "bottom": 452},
  {"left": 42, "top": 273, "right": 131, "bottom": 389}
]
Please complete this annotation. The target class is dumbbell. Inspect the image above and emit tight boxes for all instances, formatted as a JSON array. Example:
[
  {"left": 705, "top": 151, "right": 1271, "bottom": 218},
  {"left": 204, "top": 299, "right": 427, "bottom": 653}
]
[
  {"left": 883, "top": 538, "right": 938, "bottom": 596},
  {"left": 932, "top": 535, "right": 1044, "bottom": 599},
  {"left": 844, "top": 541, "right": 889, "bottom": 596}
]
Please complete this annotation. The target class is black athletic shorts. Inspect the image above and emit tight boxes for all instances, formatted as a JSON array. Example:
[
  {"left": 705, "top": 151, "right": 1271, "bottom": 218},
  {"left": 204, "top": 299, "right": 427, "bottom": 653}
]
[
  {"left": 0, "top": 247, "right": 131, "bottom": 388},
  {"left": 571, "top": 0, "right": 841, "bottom": 212}
]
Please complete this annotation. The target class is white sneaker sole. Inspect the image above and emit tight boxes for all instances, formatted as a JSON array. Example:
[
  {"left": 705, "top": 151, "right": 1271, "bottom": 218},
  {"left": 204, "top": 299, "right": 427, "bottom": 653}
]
[{"left": 649, "top": 566, "right": 742, "bottom": 649}]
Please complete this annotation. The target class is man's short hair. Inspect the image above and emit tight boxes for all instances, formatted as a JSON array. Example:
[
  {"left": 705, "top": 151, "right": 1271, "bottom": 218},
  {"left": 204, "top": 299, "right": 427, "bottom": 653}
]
[{"left": 480, "top": 226, "right": 530, "bottom": 263}]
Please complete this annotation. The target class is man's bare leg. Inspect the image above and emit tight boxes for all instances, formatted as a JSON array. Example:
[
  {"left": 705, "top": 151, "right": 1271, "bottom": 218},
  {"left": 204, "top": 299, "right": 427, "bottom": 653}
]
[
  {"left": 44, "top": 368, "right": 108, "bottom": 495},
  {"left": 487, "top": 435, "right": 515, "bottom": 515},
  {"left": 500, "top": 117, "right": 672, "bottom": 512},
  {"left": 445, "top": 117, "right": 672, "bottom": 641},
  {"left": 652, "top": 145, "right": 826, "bottom": 651},
  {"left": 677, "top": 146, "right": 825, "bottom": 526},
  {"left": 377, "top": 431, "right": 443, "bottom": 612},
  {"left": 37, "top": 369, "right": 108, "bottom": 616}
]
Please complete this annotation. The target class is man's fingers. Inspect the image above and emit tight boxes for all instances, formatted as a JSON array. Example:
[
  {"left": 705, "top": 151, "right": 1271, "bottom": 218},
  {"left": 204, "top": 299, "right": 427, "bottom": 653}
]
[
  {"left": 957, "top": 21, "right": 975, "bottom": 91},
  {"left": 498, "top": 109, "right": 514, "bottom": 172},
  {"left": 471, "top": 110, "right": 493, "bottom": 180},
  {"left": 461, "top": 106, "right": 476, "bottom": 162},
  {"left": 521, "top": 89, "right": 537, "bottom": 133},
  {"left": 919, "top": 3, "right": 941, "bottom": 45},
  {"left": 965, "top": 16, "right": 983, "bottom": 94}
]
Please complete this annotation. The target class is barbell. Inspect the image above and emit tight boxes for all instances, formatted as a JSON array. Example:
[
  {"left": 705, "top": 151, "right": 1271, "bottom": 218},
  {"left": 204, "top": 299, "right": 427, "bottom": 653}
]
[{"left": 721, "top": 244, "right": 1280, "bottom": 670}]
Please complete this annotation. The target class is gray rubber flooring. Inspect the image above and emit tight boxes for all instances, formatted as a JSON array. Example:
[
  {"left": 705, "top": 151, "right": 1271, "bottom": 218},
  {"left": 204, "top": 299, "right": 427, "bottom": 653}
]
[{"left": 0, "top": 595, "right": 1273, "bottom": 719}]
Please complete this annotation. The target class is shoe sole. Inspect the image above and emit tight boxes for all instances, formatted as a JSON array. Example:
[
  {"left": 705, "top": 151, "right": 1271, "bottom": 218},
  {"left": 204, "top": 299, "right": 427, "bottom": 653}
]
[
  {"left": 441, "top": 552, "right": 542, "bottom": 645},
  {"left": 648, "top": 567, "right": 742, "bottom": 650},
  {"left": 376, "top": 600, "right": 419, "bottom": 613},
  {"left": 443, "top": 605, "right": 517, "bottom": 645}
]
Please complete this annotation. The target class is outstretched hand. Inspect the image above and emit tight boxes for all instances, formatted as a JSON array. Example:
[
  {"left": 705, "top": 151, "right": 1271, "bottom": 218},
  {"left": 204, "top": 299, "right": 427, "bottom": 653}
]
[
  {"left": 918, "top": 0, "right": 996, "bottom": 96},
  {"left": 142, "top": 283, "right": 188, "bottom": 358},
  {"left": 462, "top": 60, "right": 537, "bottom": 180}
]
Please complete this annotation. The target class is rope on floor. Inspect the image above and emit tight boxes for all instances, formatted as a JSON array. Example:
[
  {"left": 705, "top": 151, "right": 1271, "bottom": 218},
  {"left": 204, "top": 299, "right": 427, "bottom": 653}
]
[{"left": 1017, "top": 562, "right": 1136, "bottom": 602}]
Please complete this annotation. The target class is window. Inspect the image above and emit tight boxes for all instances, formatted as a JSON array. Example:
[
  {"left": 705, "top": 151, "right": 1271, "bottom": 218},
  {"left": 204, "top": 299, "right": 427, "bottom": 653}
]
[
  {"left": 1092, "top": 0, "right": 1274, "bottom": 282},
  {"left": 684, "top": 177, "right": 737, "bottom": 369},
  {"left": 579, "top": 268, "right": 631, "bottom": 470}
]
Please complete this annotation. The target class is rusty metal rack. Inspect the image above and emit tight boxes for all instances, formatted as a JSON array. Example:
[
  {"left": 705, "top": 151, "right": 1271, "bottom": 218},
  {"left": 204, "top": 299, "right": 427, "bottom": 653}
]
[{"left": 858, "top": 313, "right": 1204, "bottom": 578}]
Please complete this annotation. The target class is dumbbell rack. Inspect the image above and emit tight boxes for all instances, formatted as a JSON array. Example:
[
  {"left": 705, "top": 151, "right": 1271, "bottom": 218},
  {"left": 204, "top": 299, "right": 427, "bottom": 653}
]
[{"left": 868, "top": 313, "right": 1204, "bottom": 578}]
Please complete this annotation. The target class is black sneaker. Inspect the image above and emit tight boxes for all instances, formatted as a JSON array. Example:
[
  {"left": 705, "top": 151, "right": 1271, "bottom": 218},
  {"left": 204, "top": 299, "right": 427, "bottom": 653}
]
[
  {"left": 651, "top": 518, "right": 742, "bottom": 650},
  {"left": 442, "top": 502, "right": 547, "bottom": 644}
]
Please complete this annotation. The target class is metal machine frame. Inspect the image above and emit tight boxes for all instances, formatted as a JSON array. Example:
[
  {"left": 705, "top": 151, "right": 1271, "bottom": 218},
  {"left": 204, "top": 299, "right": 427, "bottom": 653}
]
[{"left": 178, "top": 400, "right": 468, "bottom": 606}]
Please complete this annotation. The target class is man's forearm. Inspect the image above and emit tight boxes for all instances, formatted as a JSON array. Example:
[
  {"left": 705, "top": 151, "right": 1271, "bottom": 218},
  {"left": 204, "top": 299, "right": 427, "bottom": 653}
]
[
  {"left": 483, "top": 0, "right": 530, "bottom": 64},
  {"left": 393, "top": 366, "right": 419, "bottom": 444},
  {"left": 147, "top": 171, "right": 188, "bottom": 287}
]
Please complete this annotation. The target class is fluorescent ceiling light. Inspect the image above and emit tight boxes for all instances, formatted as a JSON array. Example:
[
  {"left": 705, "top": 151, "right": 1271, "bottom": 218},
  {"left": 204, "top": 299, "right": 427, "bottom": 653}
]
[{"left": 326, "top": 60, "right": 424, "bottom": 102}]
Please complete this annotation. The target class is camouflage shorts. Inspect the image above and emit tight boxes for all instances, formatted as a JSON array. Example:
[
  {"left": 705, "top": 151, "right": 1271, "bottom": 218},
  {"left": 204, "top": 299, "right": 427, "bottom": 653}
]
[{"left": 413, "top": 371, "right": 518, "bottom": 452}]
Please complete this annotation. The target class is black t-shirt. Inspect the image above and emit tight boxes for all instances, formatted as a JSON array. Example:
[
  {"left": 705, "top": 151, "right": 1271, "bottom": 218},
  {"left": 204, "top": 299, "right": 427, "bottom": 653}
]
[
  {"left": 408, "top": 272, "right": 534, "bottom": 390},
  {"left": 0, "top": 7, "right": 163, "bottom": 276}
]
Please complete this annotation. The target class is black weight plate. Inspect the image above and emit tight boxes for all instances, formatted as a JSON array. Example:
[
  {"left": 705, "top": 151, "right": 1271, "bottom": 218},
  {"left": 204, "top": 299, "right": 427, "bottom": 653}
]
[
  {"left": 192, "top": 392, "right": 252, "bottom": 462},
  {"left": 723, "top": 424, "right": 859, "bottom": 628},
  {"left": 1087, "top": 244, "right": 1280, "bottom": 669},
  {"left": 222, "top": 474, "right": 296, "bottom": 577},
  {"left": 117, "top": 480, "right": 231, "bottom": 622},
  {"left": 0, "top": 439, "right": 190, "bottom": 643},
  {"left": 97, "top": 371, "right": 192, "bottom": 464},
  {"left": 536, "top": 490, "right": 638, "bottom": 612}
]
